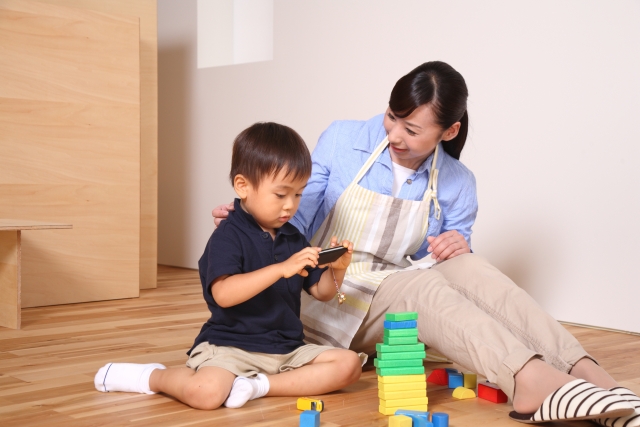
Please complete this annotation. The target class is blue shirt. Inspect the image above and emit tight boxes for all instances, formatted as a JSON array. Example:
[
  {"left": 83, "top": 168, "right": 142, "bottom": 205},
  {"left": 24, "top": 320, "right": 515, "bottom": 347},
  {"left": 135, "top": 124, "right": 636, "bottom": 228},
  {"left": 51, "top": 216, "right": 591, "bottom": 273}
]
[
  {"left": 190, "top": 198, "right": 326, "bottom": 355},
  {"left": 291, "top": 114, "right": 478, "bottom": 260}
]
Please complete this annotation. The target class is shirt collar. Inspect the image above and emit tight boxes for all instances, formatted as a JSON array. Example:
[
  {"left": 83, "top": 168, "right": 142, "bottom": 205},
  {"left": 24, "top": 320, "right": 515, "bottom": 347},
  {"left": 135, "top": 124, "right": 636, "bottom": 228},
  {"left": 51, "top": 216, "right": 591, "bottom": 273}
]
[{"left": 231, "top": 198, "right": 299, "bottom": 237}]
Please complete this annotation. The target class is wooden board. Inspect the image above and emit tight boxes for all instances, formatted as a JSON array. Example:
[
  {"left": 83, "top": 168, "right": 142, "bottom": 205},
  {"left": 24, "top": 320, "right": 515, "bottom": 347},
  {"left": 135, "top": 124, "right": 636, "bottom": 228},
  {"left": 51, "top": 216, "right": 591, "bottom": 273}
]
[
  {"left": 0, "top": 0, "right": 141, "bottom": 306},
  {"left": 0, "top": 220, "right": 72, "bottom": 231},
  {"left": 34, "top": 0, "right": 158, "bottom": 290},
  {"left": 0, "top": 231, "right": 20, "bottom": 328}
]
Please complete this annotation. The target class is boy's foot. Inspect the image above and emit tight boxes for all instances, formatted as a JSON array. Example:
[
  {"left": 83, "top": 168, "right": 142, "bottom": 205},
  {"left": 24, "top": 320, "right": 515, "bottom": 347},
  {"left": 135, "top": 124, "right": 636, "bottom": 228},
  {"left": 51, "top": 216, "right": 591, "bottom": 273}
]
[
  {"left": 94, "top": 363, "right": 166, "bottom": 394},
  {"left": 224, "top": 373, "right": 270, "bottom": 408},
  {"left": 595, "top": 387, "right": 640, "bottom": 427}
]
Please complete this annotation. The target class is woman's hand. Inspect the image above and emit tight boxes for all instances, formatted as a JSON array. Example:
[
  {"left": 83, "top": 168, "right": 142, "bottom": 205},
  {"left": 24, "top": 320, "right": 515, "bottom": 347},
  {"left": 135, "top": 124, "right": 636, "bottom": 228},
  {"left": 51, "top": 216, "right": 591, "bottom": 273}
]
[
  {"left": 321, "top": 236, "right": 354, "bottom": 270},
  {"left": 212, "top": 202, "right": 235, "bottom": 227},
  {"left": 427, "top": 230, "right": 470, "bottom": 262},
  {"left": 280, "top": 247, "right": 321, "bottom": 278}
]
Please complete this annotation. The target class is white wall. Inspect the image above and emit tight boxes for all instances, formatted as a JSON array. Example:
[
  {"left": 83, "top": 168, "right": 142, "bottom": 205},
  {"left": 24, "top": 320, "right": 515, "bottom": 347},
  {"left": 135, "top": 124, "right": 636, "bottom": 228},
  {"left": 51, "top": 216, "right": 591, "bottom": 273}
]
[{"left": 158, "top": 0, "right": 640, "bottom": 333}]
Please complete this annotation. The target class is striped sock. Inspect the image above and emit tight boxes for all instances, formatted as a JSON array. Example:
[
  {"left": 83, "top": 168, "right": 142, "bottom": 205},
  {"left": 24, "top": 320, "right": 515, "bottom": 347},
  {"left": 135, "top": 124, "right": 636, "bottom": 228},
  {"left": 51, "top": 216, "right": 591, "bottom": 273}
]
[{"left": 595, "top": 387, "right": 640, "bottom": 427}]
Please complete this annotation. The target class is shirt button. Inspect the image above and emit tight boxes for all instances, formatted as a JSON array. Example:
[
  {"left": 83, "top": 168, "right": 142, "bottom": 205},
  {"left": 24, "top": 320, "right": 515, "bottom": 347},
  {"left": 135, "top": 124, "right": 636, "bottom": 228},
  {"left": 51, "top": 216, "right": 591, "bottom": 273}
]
[
  {"left": 406, "top": 179, "right": 413, "bottom": 184},
  {"left": 262, "top": 233, "right": 269, "bottom": 239},
  {"left": 274, "top": 255, "right": 279, "bottom": 261}
]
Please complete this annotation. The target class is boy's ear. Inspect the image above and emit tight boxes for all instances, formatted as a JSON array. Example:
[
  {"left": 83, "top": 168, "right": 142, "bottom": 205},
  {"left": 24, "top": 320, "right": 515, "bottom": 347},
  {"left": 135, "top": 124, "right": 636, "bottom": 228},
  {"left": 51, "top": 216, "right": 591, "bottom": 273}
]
[{"left": 233, "top": 174, "right": 250, "bottom": 199}]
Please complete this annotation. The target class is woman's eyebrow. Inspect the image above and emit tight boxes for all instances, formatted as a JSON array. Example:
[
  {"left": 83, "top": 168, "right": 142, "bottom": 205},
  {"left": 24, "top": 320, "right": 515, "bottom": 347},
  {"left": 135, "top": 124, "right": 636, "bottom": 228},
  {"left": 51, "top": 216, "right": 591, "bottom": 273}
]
[{"left": 405, "top": 121, "right": 422, "bottom": 129}]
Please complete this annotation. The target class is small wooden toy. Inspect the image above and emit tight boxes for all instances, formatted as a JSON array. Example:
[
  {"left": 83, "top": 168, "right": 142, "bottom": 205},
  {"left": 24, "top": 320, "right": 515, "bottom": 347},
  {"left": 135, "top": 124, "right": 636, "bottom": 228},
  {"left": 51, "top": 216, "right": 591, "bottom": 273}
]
[
  {"left": 296, "top": 397, "right": 324, "bottom": 412},
  {"left": 376, "top": 343, "right": 425, "bottom": 353},
  {"left": 427, "top": 368, "right": 448, "bottom": 385},
  {"left": 376, "top": 366, "right": 425, "bottom": 376},
  {"left": 478, "top": 382, "right": 508, "bottom": 403},
  {"left": 385, "top": 312, "right": 418, "bottom": 321},
  {"left": 384, "top": 328, "right": 419, "bottom": 337},
  {"left": 378, "top": 350, "right": 427, "bottom": 361},
  {"left": 384, "top": 319, "right": 418, "bottom": 329},
  {"left": 379, "top": 381, "right": 427, "bottom": 393},
  {"left": 383, "top": 335, "right": 419, "bottom": 345},
  {"left": 463, "top": 373, "right": 477, "bottom": 389},
  {"left": 452, "top": 386, "right": 476, "bottom": 399},
  {"left": 447, "top": 371, "right": 463, "bottom": 388},
  {"left": 375, "top": 358, "right": 424, "bottom": 368},
  {"left": 378, "top": 374, "right": 426, "bottom": 384},
  {"left": 432, "top": 412, "right": 449, "bottom": 427},
  {"left": 379, "top": 403, "right": 428, "bottom": 416},
  {"left": 379, "top": 388, "right": 427, "bottom": 400},
  {"left": 394, "top": 409, "right": 430, "bottom": 420},
  {"left": 388, "top": 414, "right": 412, "bottom": 427},
  {"left": 299, "top": 410, "right": 320, "bottom": 427}
]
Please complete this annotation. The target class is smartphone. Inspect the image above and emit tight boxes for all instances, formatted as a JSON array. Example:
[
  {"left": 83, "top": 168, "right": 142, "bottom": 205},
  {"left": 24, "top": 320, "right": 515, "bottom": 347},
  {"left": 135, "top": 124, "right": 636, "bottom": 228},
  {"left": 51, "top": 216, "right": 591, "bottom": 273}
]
[{"left": 317, "top": 246, "right": 348, "bottom": 265}]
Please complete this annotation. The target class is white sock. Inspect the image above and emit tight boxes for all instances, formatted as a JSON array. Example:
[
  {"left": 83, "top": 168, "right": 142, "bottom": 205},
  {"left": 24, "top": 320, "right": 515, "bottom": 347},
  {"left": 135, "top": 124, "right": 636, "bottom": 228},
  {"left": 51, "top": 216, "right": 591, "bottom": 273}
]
[
  {"left": 94, "top": 363, "right": 166, "bottom": 395},
  {"left": 223, "top": 373, "right": 270, "bottom": 408}
]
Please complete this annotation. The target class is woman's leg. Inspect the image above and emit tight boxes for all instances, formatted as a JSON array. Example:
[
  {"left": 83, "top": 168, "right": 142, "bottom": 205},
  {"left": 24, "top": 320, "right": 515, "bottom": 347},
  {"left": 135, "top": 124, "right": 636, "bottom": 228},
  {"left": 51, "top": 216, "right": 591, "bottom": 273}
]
[{"left": 266, "top": 349, "right": 361, "bottom": 396}]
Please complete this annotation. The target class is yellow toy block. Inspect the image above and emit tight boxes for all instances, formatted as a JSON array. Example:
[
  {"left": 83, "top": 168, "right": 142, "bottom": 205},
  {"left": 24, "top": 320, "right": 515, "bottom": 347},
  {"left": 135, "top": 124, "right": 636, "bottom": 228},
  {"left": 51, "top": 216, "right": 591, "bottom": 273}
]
[
  {"left": 380, "top": 396, "right": 428, "bottom": 407},
  {"left": 379, "top": 389, "right": 427, "bottom": 400},
  {"left": 379, "top": 403, "right": 428, "bottom": 416},
  {"left": 463, "top": 373, "right": 477, "bottom": 389},
  {"left": 452, "top": 386, "right": 477, "bottom": 399},
  {"left": 388, "top": 415, "right": 412, "bottom": 427},
  {"left": 377, "top": 374, "right": 426, "bottom": 384},
  {"left": 379, "top": 381, "right": 427, "bottom": 393}
]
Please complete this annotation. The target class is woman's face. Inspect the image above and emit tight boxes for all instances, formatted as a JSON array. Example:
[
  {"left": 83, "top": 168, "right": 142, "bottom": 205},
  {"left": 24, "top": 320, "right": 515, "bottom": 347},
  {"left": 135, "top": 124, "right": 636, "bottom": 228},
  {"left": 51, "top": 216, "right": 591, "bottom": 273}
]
[{"left": 383, "top": 104, "right": 460, "bottom": 170}]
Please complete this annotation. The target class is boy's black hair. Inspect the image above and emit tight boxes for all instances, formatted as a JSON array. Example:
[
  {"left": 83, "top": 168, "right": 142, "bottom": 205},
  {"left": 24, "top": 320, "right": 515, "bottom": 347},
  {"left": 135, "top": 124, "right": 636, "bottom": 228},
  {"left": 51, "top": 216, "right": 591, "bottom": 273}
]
[{"left": 229, "top": 122, "right": 312, "bottom": 187}]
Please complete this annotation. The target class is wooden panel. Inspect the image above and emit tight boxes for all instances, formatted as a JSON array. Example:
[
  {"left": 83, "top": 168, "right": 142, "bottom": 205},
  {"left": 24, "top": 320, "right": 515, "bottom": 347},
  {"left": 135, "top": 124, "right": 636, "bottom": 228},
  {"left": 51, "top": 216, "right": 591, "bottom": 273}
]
[
  {"left": 0, "top": 0, "right": 141, "bottom": 307},
  {"left": 0, "top": 231, "right": 20, "bottom": 329},
  {"left": 0, "top": 220, "right": 72, "bottom": 231},
  {"left": 31, "top": 0, "right": 158, "bottom": 290}
]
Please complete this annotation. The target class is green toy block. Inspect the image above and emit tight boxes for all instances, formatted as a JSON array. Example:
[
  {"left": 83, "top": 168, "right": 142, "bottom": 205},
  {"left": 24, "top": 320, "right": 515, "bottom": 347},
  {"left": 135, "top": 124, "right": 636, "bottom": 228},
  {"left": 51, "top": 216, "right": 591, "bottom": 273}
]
[
  {"left": 374, "top": 358, "right": 424, "bottom": 368},
  {"left": 378, "top": 350, "right": 426, "bottom": 361},
  {"left": 376, "top": 343, "right": 425, "bottom": 353},
  {"left": 385, "top": 312, "right": 418, "bottom": 321},
  {"left": 376, "top": 366, "right": 425, "bottom": 376},
  {"left": 383, "top": 335, "right": 419, "bottom": 345},
  {"left": 384, "top": 328, "right": 419, "bottom": 338}
]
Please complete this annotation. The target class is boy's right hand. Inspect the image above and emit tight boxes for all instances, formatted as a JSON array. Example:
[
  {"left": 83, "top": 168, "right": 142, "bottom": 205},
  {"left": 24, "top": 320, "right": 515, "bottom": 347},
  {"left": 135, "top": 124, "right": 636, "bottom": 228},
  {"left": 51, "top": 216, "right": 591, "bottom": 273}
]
[
  {"left": 212, "top": 201, "right": 235, "bottom": 227},
  {"left": 280, "top": 247, "right": 320, "bottom": 278}
]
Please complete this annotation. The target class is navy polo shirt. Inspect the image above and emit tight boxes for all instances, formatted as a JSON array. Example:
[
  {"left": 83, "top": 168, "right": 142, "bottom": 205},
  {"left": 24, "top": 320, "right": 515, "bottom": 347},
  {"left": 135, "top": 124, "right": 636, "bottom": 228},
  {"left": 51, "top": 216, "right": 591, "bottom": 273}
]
[{"left": 189, "top": 198, "right": 326, "bottom": 355}]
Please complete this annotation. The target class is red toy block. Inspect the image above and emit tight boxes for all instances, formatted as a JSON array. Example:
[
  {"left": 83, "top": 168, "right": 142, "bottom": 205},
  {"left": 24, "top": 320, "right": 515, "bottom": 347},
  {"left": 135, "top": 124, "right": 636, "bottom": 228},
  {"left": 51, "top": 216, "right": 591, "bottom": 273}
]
[
  {"left": 427, "top": 368, "right": 449, "bottom": 386},
  {"left": 478, "top": 382, "right": 508, "bottom": 403}
]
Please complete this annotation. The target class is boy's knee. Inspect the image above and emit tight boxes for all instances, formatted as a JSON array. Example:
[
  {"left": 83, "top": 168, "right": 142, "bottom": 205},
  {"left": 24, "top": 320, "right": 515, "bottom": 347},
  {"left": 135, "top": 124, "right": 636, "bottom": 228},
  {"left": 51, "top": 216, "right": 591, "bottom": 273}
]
[
  {"left": 339, "top": 351, "right": 362, "bottom": 386},
  {"left": 183, "top": 379, "right": 227, "bottom": 410}
]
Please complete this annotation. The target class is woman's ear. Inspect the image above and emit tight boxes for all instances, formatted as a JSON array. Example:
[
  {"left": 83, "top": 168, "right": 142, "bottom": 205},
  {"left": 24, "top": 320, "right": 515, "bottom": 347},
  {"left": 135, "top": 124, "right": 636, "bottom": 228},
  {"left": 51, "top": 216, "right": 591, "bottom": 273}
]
[
  {"left": 233, "top": 174, "right": 250, "bottom": 199},
  {"left": 442, "top": 122, "right": 461, "bottom": 141}
]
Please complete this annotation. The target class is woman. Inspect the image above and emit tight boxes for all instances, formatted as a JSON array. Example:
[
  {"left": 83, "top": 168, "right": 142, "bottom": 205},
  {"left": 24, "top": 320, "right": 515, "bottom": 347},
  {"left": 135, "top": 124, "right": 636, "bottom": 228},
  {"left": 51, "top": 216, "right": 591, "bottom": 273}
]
[{"left": 213, "top": 61, "right": 640, "bottom": 425}]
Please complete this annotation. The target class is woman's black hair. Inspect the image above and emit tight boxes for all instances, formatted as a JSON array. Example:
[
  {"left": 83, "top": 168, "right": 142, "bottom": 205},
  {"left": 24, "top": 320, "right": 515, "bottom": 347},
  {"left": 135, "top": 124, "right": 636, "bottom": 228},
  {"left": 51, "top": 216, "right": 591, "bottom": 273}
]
[
  {"left": 229, "top": 122, "right": 311, "bottom": 187},
  {"left": 389, "top": 61, "right": 469, "bottom": 160}
]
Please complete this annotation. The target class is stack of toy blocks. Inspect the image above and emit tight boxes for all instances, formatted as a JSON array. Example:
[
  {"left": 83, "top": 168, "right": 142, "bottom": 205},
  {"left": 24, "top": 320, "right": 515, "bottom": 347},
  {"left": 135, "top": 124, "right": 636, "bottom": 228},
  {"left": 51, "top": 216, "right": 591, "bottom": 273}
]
[{"left": 376, "top": 312, "right": 428, "bottom": 415}]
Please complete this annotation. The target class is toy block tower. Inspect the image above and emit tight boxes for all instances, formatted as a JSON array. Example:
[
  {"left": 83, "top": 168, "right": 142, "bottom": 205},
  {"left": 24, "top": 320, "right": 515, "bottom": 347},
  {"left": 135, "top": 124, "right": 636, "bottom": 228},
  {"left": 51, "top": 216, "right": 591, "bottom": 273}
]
[{"left": 375, "top": 312, "right": 428, "bottom": 415}]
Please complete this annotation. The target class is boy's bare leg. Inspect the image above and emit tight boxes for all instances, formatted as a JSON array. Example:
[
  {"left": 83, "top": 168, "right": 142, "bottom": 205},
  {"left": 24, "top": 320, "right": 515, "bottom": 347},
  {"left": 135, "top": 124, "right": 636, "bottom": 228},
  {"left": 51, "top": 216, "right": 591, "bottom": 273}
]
[
  {"left": 266, "top": 349, "right": 361, "bottom": 396},
  {"left": 150, "top": 366, "right": 235, "bottom": 410}
]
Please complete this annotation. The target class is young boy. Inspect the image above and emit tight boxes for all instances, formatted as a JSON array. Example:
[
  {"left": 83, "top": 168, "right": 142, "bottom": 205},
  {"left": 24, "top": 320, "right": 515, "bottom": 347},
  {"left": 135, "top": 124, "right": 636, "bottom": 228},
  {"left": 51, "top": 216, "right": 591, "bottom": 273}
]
[{"left": 94, "top": 122, "right": 362, "bottom": 410}]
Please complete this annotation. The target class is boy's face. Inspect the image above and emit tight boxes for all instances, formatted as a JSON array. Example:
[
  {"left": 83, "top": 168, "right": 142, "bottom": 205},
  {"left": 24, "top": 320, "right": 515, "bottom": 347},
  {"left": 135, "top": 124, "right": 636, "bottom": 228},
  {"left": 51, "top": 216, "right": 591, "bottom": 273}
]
[{"left": 235, "top": 169, "right": 308, "bottom": 236}]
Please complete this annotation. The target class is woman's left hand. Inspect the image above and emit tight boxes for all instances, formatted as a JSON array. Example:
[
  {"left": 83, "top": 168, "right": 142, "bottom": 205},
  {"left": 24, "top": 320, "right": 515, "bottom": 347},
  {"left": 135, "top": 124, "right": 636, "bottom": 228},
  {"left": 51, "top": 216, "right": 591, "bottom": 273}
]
[{"left": 427, "top": 230, "right": 470, "bottom": 262}]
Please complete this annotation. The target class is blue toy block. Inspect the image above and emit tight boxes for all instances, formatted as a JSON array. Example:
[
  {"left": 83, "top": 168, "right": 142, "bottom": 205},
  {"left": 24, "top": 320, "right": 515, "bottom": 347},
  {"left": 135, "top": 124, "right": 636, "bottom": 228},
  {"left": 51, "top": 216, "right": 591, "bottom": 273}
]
[
  {"left": 299, "top": 410, "right": 320, "bottom": 427},
  {"left": 384, "top": 320, "right": 418, "bottom": 329},
  {"left": 444, "top": 368, "right": 459, "bottom": 374},
  {"left": 448, "top": 372, "right": 463, "bottom": 389},
  {"left": 395, "top": 409, "right": 432, "bottom": 426},
  {"left": 432, "top": 412, "right": 449, "bottom": 427}
]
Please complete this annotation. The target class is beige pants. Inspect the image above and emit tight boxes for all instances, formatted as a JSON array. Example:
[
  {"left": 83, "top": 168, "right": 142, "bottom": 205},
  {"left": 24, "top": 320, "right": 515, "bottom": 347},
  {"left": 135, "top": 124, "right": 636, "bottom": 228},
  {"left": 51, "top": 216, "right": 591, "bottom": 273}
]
[{"left": 351, "top": 253, "right": 593, "bottom": 400}]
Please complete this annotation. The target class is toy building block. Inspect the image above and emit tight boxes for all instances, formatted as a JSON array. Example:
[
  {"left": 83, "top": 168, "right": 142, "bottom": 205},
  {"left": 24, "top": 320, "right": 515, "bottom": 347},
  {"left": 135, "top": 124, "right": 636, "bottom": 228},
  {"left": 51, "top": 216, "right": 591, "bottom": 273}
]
[
  {"left": 394, "top": 409, "right": 430, "bottom": 421},
  {"left": 388, "top": 415, "right": 412, "bottom": 427},
  {"left": 299, "top": 410, "right": 320, "bottom": 427},
  {"left": 297, "top": 397, "right": 324, "bottom": 412},
  {"left": 376, "top": 343, "right": 425, "bottom": 353},
  {"left": 384, "top": 328, "right": 419, "bottom": 338},
  {"left": 463, "top": 373, "right": 477, "bottom": 389},
  {"left": 376, "top": 366, "right": 425, "bottom": 376},
  {"left": 394, "top": 413, "right": 431, "bottom": 427},
  {"left": 380, "top": 396, "right": 429, "bottom": 408},
  {"left": 427, "top": 368, "right": 448, "bottom": 385},
  {"left": 383, "top": 335, "right": 419, "bottom": 345},
  {"left": 452, "top": 386, "right": 476, "bottom": 400},
  {"left": 379, "top": 381, "right": 427, "bottom": 393},
  {"left": 378, "top": 350, "right": 426, "bottom": 361},
  {"left": 432, "top": 412, "right": 449, "bottom": 427},
  {"left": 378, "top": 374, "right": 426, "bottom": 384},
  {"left": 375, "top": 358, "right": 424, "bottom": 368},
  {"left": 384, "top": 319, "right": 418, "bottom": 329},
  {"left": 444, "top": 368, "right": 459, "bottom": 374},
  {"left": 385, "top": 312, "right": 418, "bottom": 321},
  {"left": 477, "top": 382, "right": 508, "bottom": 403},
  {"left": 379, "top": 403, "right": 428, "bottom": 416},
  {"left": 447, "top": 371, "right": 463, "bottom": 389},
  {"left": 379, "top": 388, "right": 427, "bottom": 400}
]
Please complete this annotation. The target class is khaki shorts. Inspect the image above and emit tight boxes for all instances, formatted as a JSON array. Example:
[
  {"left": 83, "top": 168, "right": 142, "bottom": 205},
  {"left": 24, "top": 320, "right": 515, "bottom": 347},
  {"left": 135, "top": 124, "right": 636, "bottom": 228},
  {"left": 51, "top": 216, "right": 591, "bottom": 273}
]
[{"left": 186, "top": 342, "right": 335, "bottom": 378}]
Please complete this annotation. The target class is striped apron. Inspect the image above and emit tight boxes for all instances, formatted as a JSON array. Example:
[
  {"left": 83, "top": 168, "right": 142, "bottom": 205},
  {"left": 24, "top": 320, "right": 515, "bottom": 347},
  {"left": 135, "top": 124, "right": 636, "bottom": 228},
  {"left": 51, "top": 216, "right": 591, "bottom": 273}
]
[{"left": 301, "top": 137, "right": 441, "bottom": 349}]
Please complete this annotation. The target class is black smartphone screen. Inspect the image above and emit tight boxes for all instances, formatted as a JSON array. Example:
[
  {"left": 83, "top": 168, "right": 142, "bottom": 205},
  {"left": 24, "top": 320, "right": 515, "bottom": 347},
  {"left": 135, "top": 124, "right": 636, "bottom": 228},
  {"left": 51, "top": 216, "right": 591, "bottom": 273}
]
[{"left": 317, "top": 246, "right": 348, "bottom": 265}]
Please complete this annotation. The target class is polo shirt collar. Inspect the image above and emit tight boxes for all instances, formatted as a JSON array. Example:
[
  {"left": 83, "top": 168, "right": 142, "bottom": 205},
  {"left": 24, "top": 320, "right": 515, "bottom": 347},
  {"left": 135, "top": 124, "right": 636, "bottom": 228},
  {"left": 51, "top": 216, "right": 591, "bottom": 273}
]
[{"left": 231, "top": 198, "right": 299, "bottom": 237}]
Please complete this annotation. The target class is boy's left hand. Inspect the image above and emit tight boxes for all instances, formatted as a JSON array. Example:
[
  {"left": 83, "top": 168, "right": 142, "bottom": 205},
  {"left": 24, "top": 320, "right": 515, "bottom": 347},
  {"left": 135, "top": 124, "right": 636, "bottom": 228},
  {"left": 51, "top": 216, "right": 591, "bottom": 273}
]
[{"left": 320, "top": 236, "right": 353, "bottom": 270}]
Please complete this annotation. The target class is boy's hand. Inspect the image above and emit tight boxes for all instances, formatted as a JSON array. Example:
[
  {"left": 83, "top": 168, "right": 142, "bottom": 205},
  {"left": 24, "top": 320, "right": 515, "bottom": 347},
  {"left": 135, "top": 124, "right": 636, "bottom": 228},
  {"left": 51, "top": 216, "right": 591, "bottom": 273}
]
[
  {"left": 320, "top": 236, "right": 353, "bottom": 270},
  {"left": 280, "top": 247, "right": 321, "bottom": 278}
]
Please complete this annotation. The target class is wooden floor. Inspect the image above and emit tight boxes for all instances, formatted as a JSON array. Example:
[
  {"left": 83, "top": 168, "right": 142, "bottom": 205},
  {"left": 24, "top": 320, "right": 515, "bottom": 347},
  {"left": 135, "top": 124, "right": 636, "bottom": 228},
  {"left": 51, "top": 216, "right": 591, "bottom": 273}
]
[{"left": 1, "top": 265, "right": 639, "bottom": 427}]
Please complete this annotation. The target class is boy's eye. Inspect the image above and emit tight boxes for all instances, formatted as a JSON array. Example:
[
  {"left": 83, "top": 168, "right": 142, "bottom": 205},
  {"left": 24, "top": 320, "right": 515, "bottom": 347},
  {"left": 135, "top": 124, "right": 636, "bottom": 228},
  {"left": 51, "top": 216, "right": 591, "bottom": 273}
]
[
  {"left": 295, "top": 193, "right": 303, "bottom": 198},
  {"left": 275, "top": 194, "right": 285, "bottom": 199}
]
